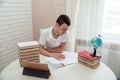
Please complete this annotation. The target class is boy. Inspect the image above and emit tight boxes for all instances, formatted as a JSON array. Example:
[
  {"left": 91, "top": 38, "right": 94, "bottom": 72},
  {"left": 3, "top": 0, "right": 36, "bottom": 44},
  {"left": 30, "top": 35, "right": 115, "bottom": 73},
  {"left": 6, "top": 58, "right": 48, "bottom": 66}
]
[{"left": 39, "top": 14, "right": 71, "bottom": 60}]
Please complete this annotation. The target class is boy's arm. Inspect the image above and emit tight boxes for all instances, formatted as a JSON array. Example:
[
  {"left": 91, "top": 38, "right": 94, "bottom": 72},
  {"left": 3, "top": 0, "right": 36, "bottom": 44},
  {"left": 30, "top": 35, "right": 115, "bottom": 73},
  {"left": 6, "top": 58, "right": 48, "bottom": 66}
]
[
  {"left": 45, "top": 42, "right": 67, "bottom": 53},
  {"left": 39, "top": 44, "right": 65, "bottom": 59}
]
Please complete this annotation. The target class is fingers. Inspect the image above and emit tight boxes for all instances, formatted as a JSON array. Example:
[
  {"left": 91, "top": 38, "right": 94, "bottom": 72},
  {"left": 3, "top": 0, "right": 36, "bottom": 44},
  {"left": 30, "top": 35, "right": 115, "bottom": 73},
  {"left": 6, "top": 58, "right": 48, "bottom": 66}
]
[
  {"left": 57, "top": 54, "right": 65, "bottom": 60},
  {"left": 59, "top": 54, "right": 65, "bottom": 59}
]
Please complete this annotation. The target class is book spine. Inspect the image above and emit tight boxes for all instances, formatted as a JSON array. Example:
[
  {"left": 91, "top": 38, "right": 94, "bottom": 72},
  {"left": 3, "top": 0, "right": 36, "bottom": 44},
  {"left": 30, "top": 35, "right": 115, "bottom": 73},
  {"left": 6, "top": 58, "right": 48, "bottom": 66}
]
[
  {"left": 78, "top": 60, "right": 100, "bottom": 69},
  {"left": 78, "top": 51, "right": 101, "bottom": 61},
  {"left": 20, "top": 54, "right": 39, "bottom": 59},
  {"left": 21, "top": 61, "right": 49, "bottom": 71},
  {"left": 20, "top": 56, "right": 39, "bottom": 60},
  {"left": 20, "top": 48, "right": 40, "bottom": 52},
  {"left": 19, "top": 45, "right": 39, "bottom": 50},
  {"left": 78, "top": 58, "right": 99, "bottom": 66},
  {"left": 21, "top": 59, "right": 40, "bottom": 63},
  {"left": 78, "top": 56, "right": 100, "bottom": 64},
  {"left": 20, "top": 51, "right": 40, "bottom": 56}
]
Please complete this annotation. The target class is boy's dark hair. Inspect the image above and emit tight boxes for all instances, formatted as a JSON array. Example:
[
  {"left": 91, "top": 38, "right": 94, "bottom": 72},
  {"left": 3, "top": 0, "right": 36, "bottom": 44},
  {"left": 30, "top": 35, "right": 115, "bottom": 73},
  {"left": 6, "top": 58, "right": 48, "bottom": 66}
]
[{"left": 56, "top": 14, "right": 71, "bottom": 26}]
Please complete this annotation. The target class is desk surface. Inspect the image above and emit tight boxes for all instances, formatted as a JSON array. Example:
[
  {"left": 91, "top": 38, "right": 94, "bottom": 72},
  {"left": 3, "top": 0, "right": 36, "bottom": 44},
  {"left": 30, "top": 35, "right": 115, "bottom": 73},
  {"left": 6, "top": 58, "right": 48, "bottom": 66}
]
[
  {"left": 50, "top": 62, "right": 117, "bottom": 80},
  {"left": 0, "top": 59, "right": 48, "bottom": 80},
  {"left": 0, "top": 55, "right": 117, "bottom": 80}
]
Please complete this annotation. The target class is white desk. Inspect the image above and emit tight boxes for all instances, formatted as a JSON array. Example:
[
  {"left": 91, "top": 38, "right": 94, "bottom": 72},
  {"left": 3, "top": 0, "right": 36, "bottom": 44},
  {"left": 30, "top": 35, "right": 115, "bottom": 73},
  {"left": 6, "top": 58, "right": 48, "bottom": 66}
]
[
  {"left": 50, "top": 62, "right": 117, "bottom": 80},
  {"left": 0, "top": 55, "right": 117, "bottom": 80},
  {"left": 0, "top": 59, "right": 48, "bottom": 80}
]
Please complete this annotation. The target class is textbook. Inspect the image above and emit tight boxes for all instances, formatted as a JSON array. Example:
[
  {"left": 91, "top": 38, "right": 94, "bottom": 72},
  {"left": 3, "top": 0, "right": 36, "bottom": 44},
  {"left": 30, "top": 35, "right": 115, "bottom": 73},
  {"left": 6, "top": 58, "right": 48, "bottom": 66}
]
[
  {"left": 78, "top": 55, "right": 100, "bottom": 64},
  {"left": 46, "top": 51, "right": 78, "bottom": 66},
  {"left": 78, "top": 60, "right": 100, "bottom": 69},
  {"left": 17, "top": 41, "right": 39, "bottom": 49},
  {"left": 78, "top": 50, "right": 101, "bottom": 61}
]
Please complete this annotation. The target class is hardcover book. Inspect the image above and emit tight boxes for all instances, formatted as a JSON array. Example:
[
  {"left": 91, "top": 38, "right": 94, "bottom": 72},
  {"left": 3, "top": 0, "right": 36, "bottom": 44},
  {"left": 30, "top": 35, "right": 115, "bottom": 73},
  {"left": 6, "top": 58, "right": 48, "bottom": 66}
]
[
  {"left": 78, "top": 56, "right": 100, "bottom": 64},
  {"left": 23, "top": 67, "right": 50, "bottom": 79},
  {"left": 78, "top": 50, "right": 101, "bottom": 61},
  {"left": 78, "top": 58, "right": 99, "bottom": 66},
  {"left": 17, "top": 41, "right": 39, "bottom": 49},
  {"left": 78, "top": 60, "right": 100, "bottom": 69}
]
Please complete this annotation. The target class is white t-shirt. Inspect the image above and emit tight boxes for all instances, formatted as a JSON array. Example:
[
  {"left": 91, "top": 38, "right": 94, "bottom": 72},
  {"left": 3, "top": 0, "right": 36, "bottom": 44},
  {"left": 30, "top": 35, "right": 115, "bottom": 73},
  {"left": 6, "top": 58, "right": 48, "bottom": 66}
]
[{"left": 39, "top": 27, "right": 69, "bottom": 48}]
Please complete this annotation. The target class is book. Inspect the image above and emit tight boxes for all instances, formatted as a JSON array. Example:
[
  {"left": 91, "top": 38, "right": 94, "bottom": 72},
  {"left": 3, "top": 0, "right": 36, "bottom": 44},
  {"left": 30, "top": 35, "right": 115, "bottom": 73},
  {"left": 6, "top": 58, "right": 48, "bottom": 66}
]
[
  {"left": 78, "top": 50, "right": 101, "bottom": 61},
  {"left": 78, "top": 60, "right": 100, "bottom": 69},
  {"left": 78, "top": 58, "right": 99, "bottom": 66},
  {"left": 78, "top": 56, "right": 100, "bottom": 64},
  {"left": 20, "top": 54, "right": 39, "bottom": 59},
  {"left": 17, "top": 41, "right": 39, "bottom": 49},
  {"left": 21, "top": 59, "right": 40, "bottom": 63},
  {"left": 20, "top": 51, "right": 40, "bottom": 56},
  {"left": 19, "top": 48, "right": 40, "bottom": 53},
  {"left": 46, "top": 51, "right": 78, "bottom": 66},
  {"left": 23, "top": 67, "right": 50, "bottom": 79},
  {"left": 21, "top": 61, "right": 49, "bottom": 71},
  {"left": 21, "top": 56, "right": 39, "bottom": 61}
]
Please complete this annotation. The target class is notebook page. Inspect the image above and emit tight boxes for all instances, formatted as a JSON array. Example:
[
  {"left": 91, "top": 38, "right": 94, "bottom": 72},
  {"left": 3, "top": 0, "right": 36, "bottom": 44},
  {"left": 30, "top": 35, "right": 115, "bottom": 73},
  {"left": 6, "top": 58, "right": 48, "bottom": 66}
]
[{"left": 46, "top": 51, "right": 78, "bottom": 65}]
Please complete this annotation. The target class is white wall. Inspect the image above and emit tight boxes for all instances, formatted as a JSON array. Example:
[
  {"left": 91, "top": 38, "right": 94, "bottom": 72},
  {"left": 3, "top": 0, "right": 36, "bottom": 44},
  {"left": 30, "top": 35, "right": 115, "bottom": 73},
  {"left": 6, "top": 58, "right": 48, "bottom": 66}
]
[{"left": 0, "top": 0, "right": 33, "bottom": 72}]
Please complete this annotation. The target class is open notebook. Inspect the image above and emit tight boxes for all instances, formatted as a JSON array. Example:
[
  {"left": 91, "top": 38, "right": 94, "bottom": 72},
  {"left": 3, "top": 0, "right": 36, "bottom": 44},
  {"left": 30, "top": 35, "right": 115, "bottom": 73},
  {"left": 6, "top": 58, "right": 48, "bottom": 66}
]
[{"left": 46, "top": 51, "right": 78, "bottom": 66}]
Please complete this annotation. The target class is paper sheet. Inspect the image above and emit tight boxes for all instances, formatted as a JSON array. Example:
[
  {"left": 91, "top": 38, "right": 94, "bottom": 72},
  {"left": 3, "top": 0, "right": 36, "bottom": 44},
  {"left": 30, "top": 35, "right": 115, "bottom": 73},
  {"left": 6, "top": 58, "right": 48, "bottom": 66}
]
[{"left": 46, "top": 51, "right": 78, "bottom": 65}]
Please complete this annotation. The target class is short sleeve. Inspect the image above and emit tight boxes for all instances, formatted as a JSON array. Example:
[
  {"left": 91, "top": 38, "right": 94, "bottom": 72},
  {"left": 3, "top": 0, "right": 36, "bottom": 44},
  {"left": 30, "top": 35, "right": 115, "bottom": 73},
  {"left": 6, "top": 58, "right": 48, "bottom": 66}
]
[
  {"left": 61, "top": 31, "right": 69, "bottom": 42},
  {"left": 38, "top": 29, "right": 48, "bottom": 46}
]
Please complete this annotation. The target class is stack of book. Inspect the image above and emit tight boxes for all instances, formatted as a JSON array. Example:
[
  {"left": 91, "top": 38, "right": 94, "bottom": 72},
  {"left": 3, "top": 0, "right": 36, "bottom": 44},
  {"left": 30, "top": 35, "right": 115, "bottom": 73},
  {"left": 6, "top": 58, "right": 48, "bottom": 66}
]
[
  {"left": 17, "top": 41, "right": 49, "bottom": 71},
  {"left": 18, "top": 41, "right": 40, "bottom": 66},
  {"left": 78, "top": 50, "right": 101, "bottom": 69},
  {"left": 17, "top": 41, "right": 50, "bottom": 78}
]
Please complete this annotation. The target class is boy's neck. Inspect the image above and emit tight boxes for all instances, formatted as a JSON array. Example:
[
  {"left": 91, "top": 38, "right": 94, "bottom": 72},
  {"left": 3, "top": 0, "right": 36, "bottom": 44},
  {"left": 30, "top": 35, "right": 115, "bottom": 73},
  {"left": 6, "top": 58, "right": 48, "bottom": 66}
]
[{"left": 52, "top": 28, "right": 59, "bottom": 39}]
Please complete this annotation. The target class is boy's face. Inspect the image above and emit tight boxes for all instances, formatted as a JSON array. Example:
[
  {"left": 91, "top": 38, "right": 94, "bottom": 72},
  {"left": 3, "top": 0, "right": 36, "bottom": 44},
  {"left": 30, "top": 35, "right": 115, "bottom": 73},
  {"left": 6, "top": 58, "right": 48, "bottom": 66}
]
[{"left": 56, "top": 23, "right": 69, "bottom": 35}]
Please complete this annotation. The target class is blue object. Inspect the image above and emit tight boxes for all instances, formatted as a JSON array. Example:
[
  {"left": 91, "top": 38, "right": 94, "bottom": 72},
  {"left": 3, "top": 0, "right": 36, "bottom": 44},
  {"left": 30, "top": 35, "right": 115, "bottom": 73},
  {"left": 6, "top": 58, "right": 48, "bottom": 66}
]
[
  {"left": 91, "top": 37, "right": 102, "bottom": 49},
  {"left": 90, "top": 36, "right": 102, "bottom": 57}
]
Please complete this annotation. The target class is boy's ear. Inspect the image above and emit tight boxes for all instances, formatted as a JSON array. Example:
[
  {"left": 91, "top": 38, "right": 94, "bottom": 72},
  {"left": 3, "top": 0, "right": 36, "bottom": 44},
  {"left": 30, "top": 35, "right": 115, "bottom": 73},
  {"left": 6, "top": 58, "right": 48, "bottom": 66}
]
[{"left": 55, "top": 23, "right": 59, "bottom": 27}]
